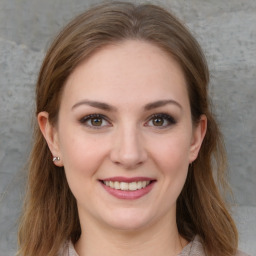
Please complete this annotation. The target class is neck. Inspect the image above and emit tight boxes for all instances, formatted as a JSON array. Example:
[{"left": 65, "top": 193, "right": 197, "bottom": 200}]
[{"left": 75, "top": 213, "right": 187, "bottom": 256}]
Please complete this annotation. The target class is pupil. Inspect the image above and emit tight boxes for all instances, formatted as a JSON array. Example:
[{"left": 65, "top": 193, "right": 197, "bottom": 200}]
[
  {"left": 153, "top": 117, "right": 163, "bottom": 126},
  {"left": 92, "top": 118, "right": 102, "bottom": 126}
]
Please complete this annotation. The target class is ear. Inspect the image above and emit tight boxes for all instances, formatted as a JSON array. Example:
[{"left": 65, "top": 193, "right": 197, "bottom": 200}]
[
  {"left": 37, "top": 111, "right": 63, "bottom": 167},
  {"left": 189, "top": 115, "right": 207, "bottom": 163}
]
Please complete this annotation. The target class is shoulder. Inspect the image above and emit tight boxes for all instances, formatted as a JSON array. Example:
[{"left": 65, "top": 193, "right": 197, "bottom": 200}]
[
  {"left": 235, "top": 250, "right": 251, "bottom": 256},
  {"left": 179, "top": 236, "right": 251, "bottom": 256},
  {"left": 178, "top": 235, "right": 205, "bottom": 256},
  {"left": 58, "top": 240, "right": 79, "bottom": 256}
]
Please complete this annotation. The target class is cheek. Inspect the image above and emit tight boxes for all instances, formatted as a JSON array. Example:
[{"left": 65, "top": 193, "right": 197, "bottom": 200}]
[
  {"left": 150, "top": 133, "right": 191, "bottom": 193},
  {"left": 59, "top": 130, "right": 107, "bottom": 181},
  {"left": 59, "top": 135, "right": 107, "bottom": 204},
  {"left": 159, "top": 146, "right": 189, "bottom": 189},
  {"left": 151, "top": 132, "right": 191, "bottom": 171}
]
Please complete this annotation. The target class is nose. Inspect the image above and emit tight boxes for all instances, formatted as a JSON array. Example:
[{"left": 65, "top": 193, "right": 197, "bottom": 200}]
[{"left": 110, "top": 124, "right": 147, "bottom": 169}]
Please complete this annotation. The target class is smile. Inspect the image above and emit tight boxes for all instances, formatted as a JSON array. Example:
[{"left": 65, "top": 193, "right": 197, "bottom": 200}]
[
  {"left": 103, "top": 180, "right": 150, "bottom": 191},
  {"left": 100, "top": 177, "right": 156, "bottom": 200}
]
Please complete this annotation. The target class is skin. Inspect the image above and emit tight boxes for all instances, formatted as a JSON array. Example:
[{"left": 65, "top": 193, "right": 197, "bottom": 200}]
[{"left": 38, "top": 40, "right": 207, "bottom": 256}]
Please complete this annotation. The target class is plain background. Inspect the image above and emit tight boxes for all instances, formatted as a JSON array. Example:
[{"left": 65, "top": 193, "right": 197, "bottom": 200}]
[{"left": 0, "top": 0, "right": 255, "bottom": 255}]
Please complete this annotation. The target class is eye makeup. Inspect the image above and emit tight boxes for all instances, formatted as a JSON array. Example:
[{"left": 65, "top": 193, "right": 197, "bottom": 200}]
[
  {"left": 145, "top": 113, "right": 177, "bottom": 128},
  {"left": 79, "top": 114, "right": 112, "bottom": 129}
]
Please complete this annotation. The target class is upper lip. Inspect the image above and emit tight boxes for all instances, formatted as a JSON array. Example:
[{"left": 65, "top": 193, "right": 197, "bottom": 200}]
[{"left": 101, "top": 176, "right": 155, "bottom": 182}]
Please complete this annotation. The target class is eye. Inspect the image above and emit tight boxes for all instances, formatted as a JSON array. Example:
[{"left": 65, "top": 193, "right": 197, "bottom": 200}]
[
  {"left": 79, "top": 114, "right": 111, "bottom": 128},
  {"left": 145, "top": 113, "right": 176, "bottom": 128}
]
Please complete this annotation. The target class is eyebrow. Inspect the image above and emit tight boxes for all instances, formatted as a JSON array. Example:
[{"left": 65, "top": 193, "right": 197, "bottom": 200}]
[
  {"left": 72, "top": 99, "right": 182, "bottom": 111},
  {"left": 72, "top": 100, "right": 117, "bottom": 111},
  {"left": 144, "top": 100, "right": 182, "bottom": 111}
]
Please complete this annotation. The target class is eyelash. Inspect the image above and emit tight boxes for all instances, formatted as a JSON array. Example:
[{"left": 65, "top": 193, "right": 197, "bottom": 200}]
[
  {"left": 145, "top": 113, "right": 177, "bottom": 128},
  {"left": 79, "top": 113, "right": 176, "bottom": 129},
  {"left": 79, "top": 114, "right": 111, "bottom": 129}
]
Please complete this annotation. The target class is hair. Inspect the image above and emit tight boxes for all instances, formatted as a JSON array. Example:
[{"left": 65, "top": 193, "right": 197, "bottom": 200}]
[{"left": 18, "top": 2, "right": 238, "bottom": 256}]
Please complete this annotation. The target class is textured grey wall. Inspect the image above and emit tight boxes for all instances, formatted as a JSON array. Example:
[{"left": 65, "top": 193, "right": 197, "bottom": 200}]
[{"left": 0, "top": 0, "right": 255, "bottom": 255}]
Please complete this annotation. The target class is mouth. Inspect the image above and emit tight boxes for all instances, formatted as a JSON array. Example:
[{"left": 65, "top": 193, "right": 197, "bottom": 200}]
[
  {"left": 99, "top": 177, "right": 156, "bottom": 200},
  {"left": 102, "top": 180, "right": 151, "bottom": 191}
]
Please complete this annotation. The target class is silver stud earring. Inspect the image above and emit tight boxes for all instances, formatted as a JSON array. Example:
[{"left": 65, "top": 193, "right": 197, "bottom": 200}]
[{"left": 53, "top": 156, "right": 60, "bottom": 162}]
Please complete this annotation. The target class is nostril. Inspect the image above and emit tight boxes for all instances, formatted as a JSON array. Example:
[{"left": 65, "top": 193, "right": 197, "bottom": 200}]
[
  {"left": 109, "top": 134, "right": 147, "bottom": 168},
  {"left": 110, "top": 154, "right": 146, "bottom": 169}
]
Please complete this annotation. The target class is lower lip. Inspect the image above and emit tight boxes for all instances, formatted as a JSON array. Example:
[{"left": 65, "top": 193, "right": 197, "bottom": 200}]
[{"left": 101, "top": 181, "right": 155, "bottom": 200}]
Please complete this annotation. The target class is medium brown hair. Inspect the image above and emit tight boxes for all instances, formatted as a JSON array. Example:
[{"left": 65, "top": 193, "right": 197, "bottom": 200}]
[{"left": 18, "top": 2, "right": 238, "bottom": 256}]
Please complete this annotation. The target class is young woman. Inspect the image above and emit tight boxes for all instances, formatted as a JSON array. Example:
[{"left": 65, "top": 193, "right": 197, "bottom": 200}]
[{"left": 17, "top": 2, "right": 249, "bottom": 256}]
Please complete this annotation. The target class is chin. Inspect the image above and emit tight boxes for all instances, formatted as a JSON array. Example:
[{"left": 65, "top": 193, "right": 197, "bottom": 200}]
[{"left": 101, "top": 208, "right": 155, "bottom": 231}]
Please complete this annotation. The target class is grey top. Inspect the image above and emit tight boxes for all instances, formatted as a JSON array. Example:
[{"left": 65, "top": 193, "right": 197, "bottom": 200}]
[{"left": 58, "top": 235, "right": 250, "bottom": 256}]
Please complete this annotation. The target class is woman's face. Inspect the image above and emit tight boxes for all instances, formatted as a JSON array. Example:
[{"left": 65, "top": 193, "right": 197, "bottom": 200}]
[{"left": 40, "top": 40, "right": 206, "bottom": 231}]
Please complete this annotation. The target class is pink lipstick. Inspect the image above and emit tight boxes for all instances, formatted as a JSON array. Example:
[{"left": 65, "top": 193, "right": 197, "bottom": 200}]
[{"left": 100, "top": 177, "right": 156, "bottom": 200}]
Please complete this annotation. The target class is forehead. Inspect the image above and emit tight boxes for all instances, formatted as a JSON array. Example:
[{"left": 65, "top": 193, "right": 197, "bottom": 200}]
[{"left": 62, "top": 40, "right": 189, "bottom": 109}]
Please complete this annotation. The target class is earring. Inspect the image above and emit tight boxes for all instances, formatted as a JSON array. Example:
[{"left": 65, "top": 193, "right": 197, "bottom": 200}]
[{"left": 53, "top": 156, "right": 60, "bottom": 162}]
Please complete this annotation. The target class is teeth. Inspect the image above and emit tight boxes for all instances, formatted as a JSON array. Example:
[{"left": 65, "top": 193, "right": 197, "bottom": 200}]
[
  {"left": 103, "top": 180, "right": 150, "bottom": 191},
  {"left": 129, "top": 182, "right": 137, "bottom": 191},
  {"left": 114, "top": 181, "right": 120, "bottom": 189},
  {"left": 120, "top": 182, "right": 128, "bottom": 190},
  {"left": 109, "top": 181, "right": 114, "bottom": 188}
]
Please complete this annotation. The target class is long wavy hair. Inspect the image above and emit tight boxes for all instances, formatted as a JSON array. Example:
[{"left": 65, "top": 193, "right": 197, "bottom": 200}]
[{"left": 18, "top": 2, "right": 238, "bottom": 256}]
